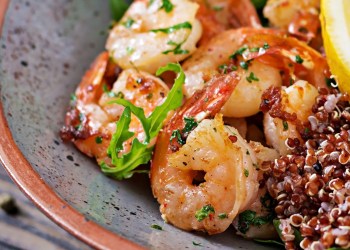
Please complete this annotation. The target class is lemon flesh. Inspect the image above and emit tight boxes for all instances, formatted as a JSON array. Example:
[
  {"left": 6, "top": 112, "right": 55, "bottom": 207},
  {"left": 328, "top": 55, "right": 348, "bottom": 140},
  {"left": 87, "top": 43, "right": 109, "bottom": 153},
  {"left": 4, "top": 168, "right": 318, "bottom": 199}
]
[{"left": 320, "top": 0, "right": 350, "bottom": 94}]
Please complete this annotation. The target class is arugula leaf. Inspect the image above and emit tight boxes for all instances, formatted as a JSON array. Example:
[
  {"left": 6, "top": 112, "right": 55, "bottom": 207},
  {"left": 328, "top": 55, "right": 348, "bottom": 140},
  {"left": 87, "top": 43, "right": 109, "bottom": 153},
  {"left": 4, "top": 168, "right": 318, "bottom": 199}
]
[
  {"left": 273, "top": 219, "right": 304, "bottom": 248},
  {"left": 109, "top": 0, "right": 130, "bottom": 22},
  {"left": 101, "top": 63, "right": 185, "bottom": 180}
]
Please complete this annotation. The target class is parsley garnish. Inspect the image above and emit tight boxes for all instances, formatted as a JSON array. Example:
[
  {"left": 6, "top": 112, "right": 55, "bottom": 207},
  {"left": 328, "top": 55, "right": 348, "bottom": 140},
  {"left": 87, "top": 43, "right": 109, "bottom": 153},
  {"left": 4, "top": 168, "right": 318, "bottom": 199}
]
[
  {"left": 195, "top": 205, "right": 215, "bottom": 222},
  {"left": 170, "top": 129, "right": 185, "bottom": 145},
  {"left": 192, "top": 241, "right": 202, "bottom": 246},
  {"left": 212, "top": 6, "right": 223, "bottom": 11},
  {"left": 229, "top": 47, "right": 247, "bottom": 59},
  {"left": 159, "top": 0, "right": 174, "bottom": 13},
  {"left": 109, "top": 0, "right": 129, "bottom": 21},
  {"left": 283, "top": 120, "right": 288, "bottom": 131},
  {"left": 240, "top": 61, "right": 249, "bottom": 70},
  {"left": 126, "top": 47, "right": 135, "bottom": 55},
  {"left": 151, "top": 224, "right": 163, "bottom": 230},
  {"left": 263, "top": 42, "right": 269, "bottom": 49},
  {"left": 95, "top": 136, "right": 103, "bottom": 144},
  {"left": 123, "top": 18, "right": 135, "bottom": 28},
  {"left": 238, "top": 210, "right": 273, "bottom": 234},
  {"left": 100, "top": 63, "right": 185, "bottom": 180},
  {"left": 218, "top": 213, "right": 228, "bottom": 219},
  {"left": 246, "top": 72, "right": 259, "bottom": 83},
  {"left": 163, "top": 40, "right": 189, "bottom": 55},
  {"left": 151, "top": 21, "right": 192, "bottom": 34},
  {"left": 244, "top": 168, "right": 249, "bottom": 177},
  {"left": 103, "top": 85, "right": 124, "bottom": 98},
  {"left": 295, "top": 55, "right": 304, "bottom": 64}
]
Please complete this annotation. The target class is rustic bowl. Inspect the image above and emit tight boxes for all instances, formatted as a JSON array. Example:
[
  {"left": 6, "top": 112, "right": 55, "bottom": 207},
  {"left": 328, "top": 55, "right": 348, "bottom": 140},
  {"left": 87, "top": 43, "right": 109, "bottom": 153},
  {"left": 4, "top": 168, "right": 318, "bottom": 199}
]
[{"left": 0, "top": 1, "right": 274, "bottom": 249}]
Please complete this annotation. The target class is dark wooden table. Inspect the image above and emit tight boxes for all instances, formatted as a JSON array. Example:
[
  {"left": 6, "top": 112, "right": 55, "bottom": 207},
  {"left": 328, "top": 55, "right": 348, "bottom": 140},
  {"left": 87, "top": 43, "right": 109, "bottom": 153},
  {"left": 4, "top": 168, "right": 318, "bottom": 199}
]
[{"left": 0, "top": 165, "right": 91, "bottom": 250}]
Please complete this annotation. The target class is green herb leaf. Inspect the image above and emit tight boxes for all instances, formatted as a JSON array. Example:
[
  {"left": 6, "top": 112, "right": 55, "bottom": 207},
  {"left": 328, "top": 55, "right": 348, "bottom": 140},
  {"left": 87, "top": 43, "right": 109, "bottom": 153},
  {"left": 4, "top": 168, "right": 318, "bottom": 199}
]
[
  {"left": 263, "top": 42, "right": 269, "bottom": 50},
  {"left": 218, "top": 213, "right": 228, "bottom": 219},
  {"left": 102, "top": 63, "right": 185, "bottom": 180},
  {"left": 109, "top": 0, "right": 130, "bottom": 22},
  {"left": 123, "top": 17, "right": 135, "bottom": 28},
  {"left": 163, "top": 40, "right": 189, "bottom": 55},
  {"left": 282, "top": 120, "right": 288, "bottom": 131},
  {"left": 212, "top": 6, "right": 223, "bottom": 11},
  {"left": 240, "top": 61, "right": 249, "bottom": 70},
  {"left": 253, "top": 239, "right": 284, "bottom": 247},
  {"left": 238, "top": 210, "right": 273, "bottom": 234},
  {"left": 159, "top": 0, "right": 174, "bottom": 13},
  {"left": 250, "top": 0, "right": 267, "bottom": 9},
  {"left": 151, "top": 21, "right": 192, "bottom": 34},
  {"left": 244, "top": 168, "right": 249, "bottom": 177},
  {"left": 151, "top": 224, "right": 163, "bottom": 230},
  {"left": 246, "top": 72, "right": 259, "bottom": 83},
  {"left": 170, "top": 129, "right": 185, "bottom": 145},
  {"left": 192, "top": 241, "right": 202, "bottom": 246},
  {"left": 95, "top": 136, "right": 103, "bottom": 144},
  {"left": 183, "top": 117, "right": 198, "bottom": 133},
  {"left": 229, "top": 47, "right": 247, "bottom": 59},
  {"left": 195, "top": 205, "right": 215, "bottom": 222},
  {"left": 295, "top": 55, "right": 304, "bottom": 64}
]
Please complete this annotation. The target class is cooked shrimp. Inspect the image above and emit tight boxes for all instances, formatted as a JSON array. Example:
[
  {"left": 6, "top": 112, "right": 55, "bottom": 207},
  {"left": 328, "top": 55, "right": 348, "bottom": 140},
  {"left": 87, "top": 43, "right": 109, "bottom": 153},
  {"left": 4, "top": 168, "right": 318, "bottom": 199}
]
[
  {"left": 262, "top": 80, "right": 318, "bottom": 155},
  {"left": 194, "top": 0, "right": 261, "bottom": 45},
  {"left": 106, "top": 0, "right": 202, "bottom": 74},
  {"left": 151, "top": 72, "right": 260, "bottom": 234},
  {"left": 60, "top": 52, "right": 169, "bottom": 163},
  {"left": 263, "top": 0, "right": 320, "bottom": 44},
  {"left": 182, "top": 28, "right": 329, "bottom": 118}
]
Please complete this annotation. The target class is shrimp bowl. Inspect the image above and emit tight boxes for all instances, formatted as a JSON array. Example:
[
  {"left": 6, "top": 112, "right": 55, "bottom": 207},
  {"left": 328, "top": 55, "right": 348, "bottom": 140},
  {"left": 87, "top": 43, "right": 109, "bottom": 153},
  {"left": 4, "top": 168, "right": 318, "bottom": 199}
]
[{"left": 1, "top": 0, "right": 350, "bottom": 249}]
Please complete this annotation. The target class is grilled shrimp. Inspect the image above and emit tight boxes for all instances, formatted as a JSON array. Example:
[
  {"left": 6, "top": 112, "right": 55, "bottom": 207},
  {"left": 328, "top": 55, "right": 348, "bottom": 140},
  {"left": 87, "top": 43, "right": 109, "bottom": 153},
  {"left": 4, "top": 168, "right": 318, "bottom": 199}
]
[
  {"left": 263, "top": 0, "right": 321, "bottom": 45},
  {"left": 182, "top": 28, "right": 329, "bottom": 118},
  {"left": 194, "top": 0, "right": 260, "bottom": 45},
  {"left": 60, "top": 52, "right": 169, "bottom": 163},
  {"left": 106, "top": 0, "right": 202, "bottom": 74},
  {"left": 151, "top": 71, "right": 260, "bottom": 234},
  {"left": 262, "top": 80, "right": 318, "bottom": 155}
]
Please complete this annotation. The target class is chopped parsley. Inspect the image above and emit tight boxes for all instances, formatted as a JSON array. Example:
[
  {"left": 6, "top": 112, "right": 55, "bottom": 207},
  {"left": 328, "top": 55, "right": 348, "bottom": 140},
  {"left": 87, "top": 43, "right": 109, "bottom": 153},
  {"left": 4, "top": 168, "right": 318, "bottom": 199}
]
[
  {"left": 151, "top": 21, "right": 192, "bottom": 34},
  {"left": 159, "top": 0, "right": 174, "bottom": 13},
  {"left": 229, "top": 47, "right": 247, "bottom": 59},
  {"left": 151, "top": 224, "right": 163, "bottom": 230},
  {"left": 195, "top": 204, "right": 215, "bottom": 222},
  {"left": 244, "top": 168, "right": 249, "bottom": 177},
  {"left": 70, "top": 93, "right": 77, "bottom": 102},
  {"left": 295, "top": 55, "right": 304, "bottom": 64},
  {"left": 218, "top": 213, "right": 228, "bottom": 219},
  {"left": 246, "top": 72, "right": 259, "bottom": 83},
  {"left": 170, "top": 129, "right": 185, "bottom": 145},
  {"left": 163, "top": 40, "right": 189, "bottom": 55},
  {"left": 282, "top": 120, "right": 288, "bottom": 131},
  {"left": 238, "top": 210, "right": 273, "bottom": 234},
  {"left": 95, "top": 136, "right": 103, "bottom": 144},
  {"left": 183, "top": 117, "right": 198, "bottom": 134},
  {"left": 250, "top": 47, "right": 259, "bottom": 52},
  {"left": 192, "top": 241, "right": 202, "bottom": 246},
  {"left": 263, "top": 42, "right": 269, "bottom": 49},
  {"left": 123, "top": 18, "right": 135, "bottom": 28},
  {"left": 212, "top": 6, "right": 223, "bottom": 11},
  {"left": 240, "top": 61, "right": 249, "bottom": 70},
  {"left": 126, "top": 47, "right": 135, "bottom": 55},
  {"left": 246, "top": 150, "right": 250, "bottom": 155}
]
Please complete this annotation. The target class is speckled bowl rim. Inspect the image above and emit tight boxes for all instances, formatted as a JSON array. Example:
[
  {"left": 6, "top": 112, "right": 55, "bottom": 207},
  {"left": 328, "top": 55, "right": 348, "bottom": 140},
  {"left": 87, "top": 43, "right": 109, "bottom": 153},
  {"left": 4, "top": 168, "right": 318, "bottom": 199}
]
[{"left": 0, "top": 2, "right": 143, "bottom": 249}]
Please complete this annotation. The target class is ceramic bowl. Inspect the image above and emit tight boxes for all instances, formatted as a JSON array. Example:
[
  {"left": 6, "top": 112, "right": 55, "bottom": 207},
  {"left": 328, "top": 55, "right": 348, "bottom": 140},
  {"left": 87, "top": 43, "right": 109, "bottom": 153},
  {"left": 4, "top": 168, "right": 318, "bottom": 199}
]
[{"left": 0, "top": 1, "right": 273, "bottom": 249}]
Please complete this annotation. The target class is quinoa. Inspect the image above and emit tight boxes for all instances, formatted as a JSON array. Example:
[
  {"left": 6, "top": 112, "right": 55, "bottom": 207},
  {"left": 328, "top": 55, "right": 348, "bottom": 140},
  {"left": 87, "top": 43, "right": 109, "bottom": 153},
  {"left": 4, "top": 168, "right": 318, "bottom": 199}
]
[{"left": 261, "top": 86, "right": 350, "bottom": 249}]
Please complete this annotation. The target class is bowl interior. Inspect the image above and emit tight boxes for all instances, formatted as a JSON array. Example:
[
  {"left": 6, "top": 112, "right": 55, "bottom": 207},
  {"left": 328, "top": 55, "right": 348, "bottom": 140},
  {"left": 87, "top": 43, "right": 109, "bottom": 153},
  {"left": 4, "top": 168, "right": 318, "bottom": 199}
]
[{"left": 0, "top": 1, "right": 274, "bottom": 249}]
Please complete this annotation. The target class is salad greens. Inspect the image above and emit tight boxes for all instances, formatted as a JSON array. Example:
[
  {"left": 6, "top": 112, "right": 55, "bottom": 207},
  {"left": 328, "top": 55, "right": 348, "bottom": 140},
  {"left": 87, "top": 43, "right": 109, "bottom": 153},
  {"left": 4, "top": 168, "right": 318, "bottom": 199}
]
[
  {"left": 109, "top": 0, "right": 130, "bottom": 21},
  {"left": 100, "top": 63, "right": 185, "bottom": 180}
]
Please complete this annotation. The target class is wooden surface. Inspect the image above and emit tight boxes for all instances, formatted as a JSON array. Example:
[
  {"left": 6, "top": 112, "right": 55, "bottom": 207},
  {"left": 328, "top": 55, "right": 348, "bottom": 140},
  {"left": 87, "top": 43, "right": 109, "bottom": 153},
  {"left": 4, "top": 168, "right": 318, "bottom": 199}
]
[{"left": 0, "top": 165, "right": 91, "bottom": 250}]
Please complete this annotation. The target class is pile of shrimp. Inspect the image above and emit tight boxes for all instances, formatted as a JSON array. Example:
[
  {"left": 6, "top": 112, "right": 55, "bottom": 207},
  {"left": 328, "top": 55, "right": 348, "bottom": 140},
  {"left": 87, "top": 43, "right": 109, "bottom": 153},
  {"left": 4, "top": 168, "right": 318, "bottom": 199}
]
[{"left": 61, "top": 0, "right": 332, "bottom": 244}]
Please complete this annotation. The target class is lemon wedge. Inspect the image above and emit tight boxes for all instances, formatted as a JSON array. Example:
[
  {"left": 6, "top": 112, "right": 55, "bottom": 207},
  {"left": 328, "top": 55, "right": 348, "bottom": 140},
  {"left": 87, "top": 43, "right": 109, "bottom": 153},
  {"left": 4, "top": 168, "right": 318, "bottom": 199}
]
[{"left": 320, "top": 0, "right": 350, "bottom": 94}]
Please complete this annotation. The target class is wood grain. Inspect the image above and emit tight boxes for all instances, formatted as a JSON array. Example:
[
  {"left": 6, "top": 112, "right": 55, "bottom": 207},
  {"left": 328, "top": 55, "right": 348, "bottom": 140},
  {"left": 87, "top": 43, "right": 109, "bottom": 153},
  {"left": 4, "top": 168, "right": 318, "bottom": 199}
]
[{"left": 0, "top": 165, "right": 91, "bottom": 250}]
